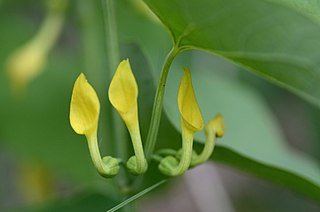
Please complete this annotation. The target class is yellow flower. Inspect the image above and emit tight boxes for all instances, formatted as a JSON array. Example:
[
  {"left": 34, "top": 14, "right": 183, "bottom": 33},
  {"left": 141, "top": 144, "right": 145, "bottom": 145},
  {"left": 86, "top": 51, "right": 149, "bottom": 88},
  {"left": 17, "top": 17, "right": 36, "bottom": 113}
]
[
  {"left": 159, "top": 67, "right": 203, "bottom": 176},
  {"left": 109, "top": 59, "right": 138, "bottom": 125},
  {"left": 70, "top": 73, "right": 119, "bottom": 177},
  {"left": 70, "top": 73, "right": 100, "bottom": 137},
  {"left": 109, "top": 59, "right": 147, "bottom": 175},
  {"left": 178, "top": 67, "right": 204, "bottom": 132},
  {"left": 6, "top": 2, "right": 65, "bottom": 93},
  {"left": 6, "top": 43, "right": 47, "bottom": 92}
]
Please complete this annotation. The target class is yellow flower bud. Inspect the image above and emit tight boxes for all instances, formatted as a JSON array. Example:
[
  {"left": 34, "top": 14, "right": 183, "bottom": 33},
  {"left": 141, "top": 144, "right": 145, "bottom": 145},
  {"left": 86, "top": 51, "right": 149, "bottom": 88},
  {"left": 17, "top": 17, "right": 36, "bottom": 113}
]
[
  {"left": 109, "top": 59, "right": 138, "bottom": 124},
  {"left": 159, "top": 67, "right": 203, "bottom": 176},
  {"left": 205, "top": 114, "right": 224, "bottom": 138},
  {"left": 70, "top": 73, "right": 119, "bottom": 177},
  {"left": 178, "top": 67, "right": 204, "bottom": 133},
  {"left": 6, "top": 43, "right": 47, "bottom": 92},
  {"left": 70, "top": 73, "right": 100, "bottom": 137},
  {"left": 109, "top": 59, "right": 147, "bottom": 175},
  {"left": 6, "top": 3, "right": 65, "bottom": 93}
]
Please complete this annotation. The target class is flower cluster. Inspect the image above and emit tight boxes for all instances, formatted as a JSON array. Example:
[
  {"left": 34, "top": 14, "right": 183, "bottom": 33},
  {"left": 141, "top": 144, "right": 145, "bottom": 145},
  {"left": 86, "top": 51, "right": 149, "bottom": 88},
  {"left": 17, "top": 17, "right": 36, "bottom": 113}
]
[{"left": 69, "top": 59, "right": 224, "bottom": 178}]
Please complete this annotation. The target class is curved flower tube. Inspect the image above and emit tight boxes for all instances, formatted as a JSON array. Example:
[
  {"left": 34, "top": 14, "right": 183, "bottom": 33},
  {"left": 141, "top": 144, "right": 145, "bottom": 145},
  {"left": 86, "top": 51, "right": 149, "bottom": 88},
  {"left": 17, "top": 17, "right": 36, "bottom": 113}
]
[
  {"left": 159, "top": 67, "right": 204, "bottom": 176},
  {"left": 191, "top": 114, "right": 224, "bottom": 167},
  {"left": 70, "top": 73, "right": 119, "bottom": 178},
  {"left": 108, "top": 59, "right": 147, "bottom": 175}
]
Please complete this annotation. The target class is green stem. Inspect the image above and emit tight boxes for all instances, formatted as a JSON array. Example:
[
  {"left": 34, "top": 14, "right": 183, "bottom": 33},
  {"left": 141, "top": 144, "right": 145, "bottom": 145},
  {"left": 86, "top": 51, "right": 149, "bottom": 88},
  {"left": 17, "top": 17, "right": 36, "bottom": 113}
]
[
  {"left": 126, "top": 118, "right": 147, "bottom": 174},
  {"left": 145, "top": 47, "right": 180, "bottom": 159},
  {"left": 102, "top": 0, "right": 129, "bottom": 189},
  {"left": 86, "top": 133, "right": 119, "bottom": 178},
  {"left": 103, "top": 0, "right": 120, "bottom": 71},
  {"left": 191, "top": 131, "right": 216, "bottom": 166},
  {"left": 175, "top": 121, "right": 194, "bottom": 175},
  {"left": 156, "top": 148, "right": 177, "bottom": 156},
  {"left": 151, "top": 154, "right": 163, "bottom": 163},
  {"left": 158, "top": 120, "right": 194, "bottom": 176},
  {"left": 86, "top": 133, "right": 105, "bottom": 175}
]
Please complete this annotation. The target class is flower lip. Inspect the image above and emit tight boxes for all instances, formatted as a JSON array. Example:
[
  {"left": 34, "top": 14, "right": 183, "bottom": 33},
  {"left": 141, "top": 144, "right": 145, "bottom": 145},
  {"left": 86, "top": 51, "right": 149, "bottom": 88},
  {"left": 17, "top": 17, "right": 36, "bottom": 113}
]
[
  {"left": 70, "top": 73, "right": 100, "bottom": 136},
  {"left": 178, "top": 67, "right": 204, "bottom": 132},
  {"left": 108, "top": 59, "right": 138, "bottom": 114}
]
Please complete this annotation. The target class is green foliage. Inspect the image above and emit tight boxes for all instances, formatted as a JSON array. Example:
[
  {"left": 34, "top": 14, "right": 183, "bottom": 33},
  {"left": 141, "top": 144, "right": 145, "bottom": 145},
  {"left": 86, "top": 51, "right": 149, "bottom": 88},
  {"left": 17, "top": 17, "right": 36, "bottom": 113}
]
[
  {"left": 164, "top": 53, "right": 320, "bottom": 200},
  {"left": 0, "top": 14, "right": 96, "bottom": 183},
  {"left": 1, "top": 0, "right": 320, "bottom": 211},
  {"left": 207, "top": 146, "right": 320, "bottom": 202},
  {"left": 143, "top": 0, "right": 320, "bottom": 107},
  {"left": 24, "top": 191, "right": 116, "bottom": 212},
  {"left": 118, "top": 0, "right": 320, "bottom": 201}
]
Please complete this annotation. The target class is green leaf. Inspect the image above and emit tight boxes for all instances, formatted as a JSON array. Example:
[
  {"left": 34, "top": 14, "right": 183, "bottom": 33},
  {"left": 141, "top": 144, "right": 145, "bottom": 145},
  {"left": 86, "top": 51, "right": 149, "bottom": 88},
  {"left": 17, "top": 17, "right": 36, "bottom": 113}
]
[
  {"left": 116, "top": 0, "right": 320, "bottom": 201},
  {"left": 164, "top": 56, "right": 320, "bottom": 201},
  {"left": 202, "top": 145, "right": 320, "bottom": 202},
  {"left": 271, "top": 0, "right": 320, "bottom": 23},
  {"left": 0, "top": 5, "right": 110, "bottom": 184},
  {"left": 143, "top": 0, "right": 320, "bottom": 107}
]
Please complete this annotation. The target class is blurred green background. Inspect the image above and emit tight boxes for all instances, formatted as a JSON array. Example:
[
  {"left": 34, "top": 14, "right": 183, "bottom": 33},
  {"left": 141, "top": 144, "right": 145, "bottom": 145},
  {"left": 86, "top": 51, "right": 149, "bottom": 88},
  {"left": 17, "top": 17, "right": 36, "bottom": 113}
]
[{"left": 1, "top": 0, "right": 320, "bottom": 211}]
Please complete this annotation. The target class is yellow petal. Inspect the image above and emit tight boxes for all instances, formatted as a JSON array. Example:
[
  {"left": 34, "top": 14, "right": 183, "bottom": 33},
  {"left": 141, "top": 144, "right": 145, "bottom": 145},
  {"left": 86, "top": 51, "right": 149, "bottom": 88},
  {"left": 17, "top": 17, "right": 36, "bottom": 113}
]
[
  {"left": 108, "top": 59, "right": 138, "bottom": 114},
  {"left": 70, "top": 73, "right": 100, "bottom": 136},
  {"left": 178, "top": 67, "right": 204, "bottom": 132},
  {"left": 6, "top": 43, "right": 47, "bottom": 92}
]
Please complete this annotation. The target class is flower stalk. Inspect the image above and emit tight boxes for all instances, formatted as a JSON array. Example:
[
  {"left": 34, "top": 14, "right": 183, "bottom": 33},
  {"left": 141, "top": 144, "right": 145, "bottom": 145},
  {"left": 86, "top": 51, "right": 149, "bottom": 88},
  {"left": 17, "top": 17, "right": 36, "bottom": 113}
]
[
  {"left": 70, "top": 73, "right": 119, "bottom": 177},
  {"left": 109, "top": 60, "right": 148, "bottom": 175},
  {"left": 191, "top": 114, "right": 224, "bottom": 167},
  {"left": 159, "top": 68, "right": 204, "bottom": 176},
  {"left": 86, "top": 133, "right": 120, "bottom": 177},
  {"left": 145, "top": 46, "right": 180, "bottom": 159}
]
